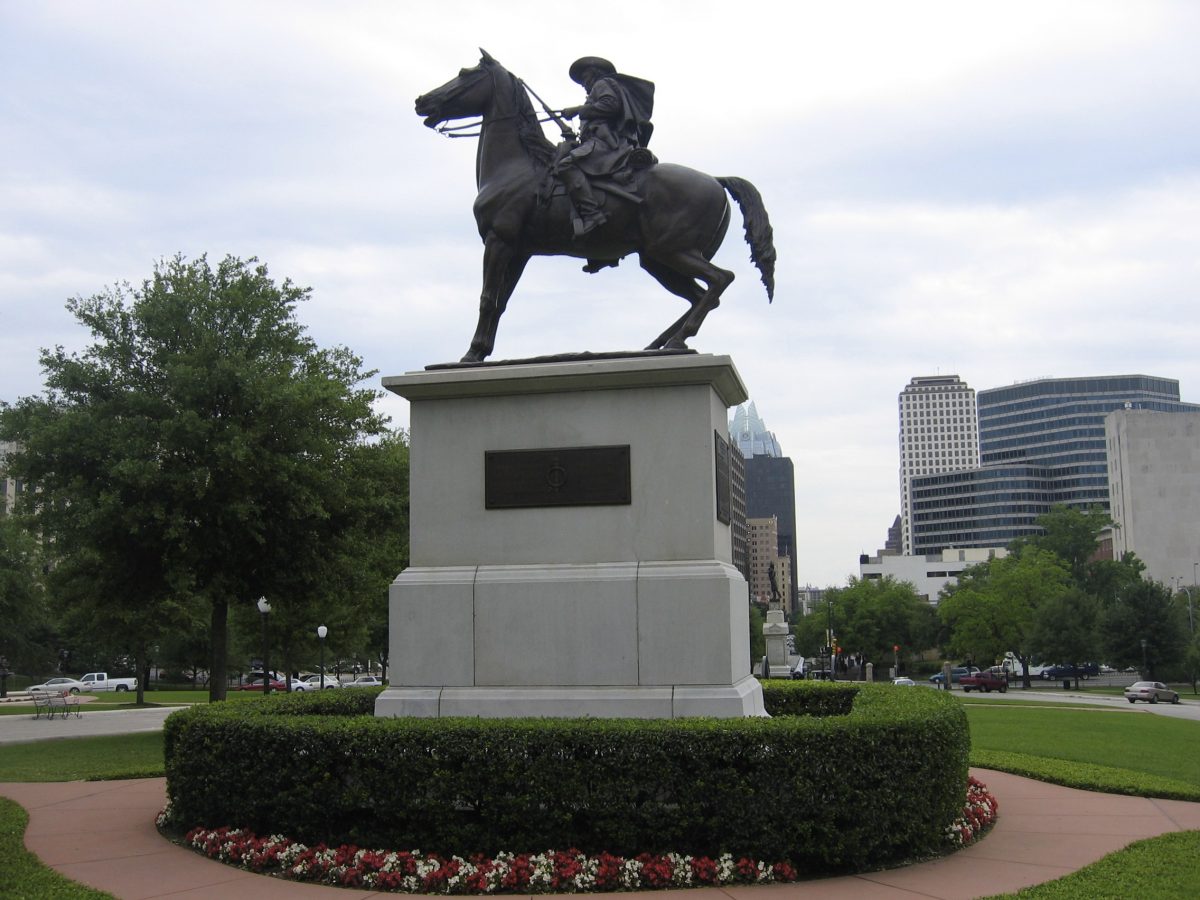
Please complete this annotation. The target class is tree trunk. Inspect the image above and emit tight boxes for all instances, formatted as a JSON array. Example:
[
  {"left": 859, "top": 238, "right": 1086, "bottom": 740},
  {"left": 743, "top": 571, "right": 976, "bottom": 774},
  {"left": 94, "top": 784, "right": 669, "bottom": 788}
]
[
  {"left": 281, "top": 631, "right": 292, "bottom": 692},
  {"left": 135, "top": 640, "right": 146, "bottom": 706},
  {"left": 209, "top": 598, "right": 228, "bottom": 702}
]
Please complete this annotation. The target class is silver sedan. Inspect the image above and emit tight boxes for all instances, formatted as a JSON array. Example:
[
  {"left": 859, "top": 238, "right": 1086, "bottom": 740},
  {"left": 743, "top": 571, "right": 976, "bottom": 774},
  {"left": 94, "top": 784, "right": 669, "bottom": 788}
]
[
  {"left": 28, "top": 677, "right": 91, "bottom": 694},
  {"left": 1124, "top": 681, "right": 1180, "bottom": 704}
]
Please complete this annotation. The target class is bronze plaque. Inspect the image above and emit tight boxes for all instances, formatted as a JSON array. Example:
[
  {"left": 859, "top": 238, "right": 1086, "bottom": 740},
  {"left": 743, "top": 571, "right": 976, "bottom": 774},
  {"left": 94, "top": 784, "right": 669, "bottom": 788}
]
[
  {"left": 714, "top": 430, "right": 731, "bottom": 525},
  {"left": 485, "top": 445, "right": 631, "bottom": 509}
]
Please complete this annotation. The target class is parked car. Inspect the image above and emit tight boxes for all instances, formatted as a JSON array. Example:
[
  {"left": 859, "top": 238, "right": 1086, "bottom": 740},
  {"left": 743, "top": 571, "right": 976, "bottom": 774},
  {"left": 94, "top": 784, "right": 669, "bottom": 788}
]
[
  {"left": 242, "top": 671, "right": 311, "bottom": 692},
  {"left": 1124, "top": 681, "right": 1180, "bottom": 704},
  {"left": 928, "top": 666, "right": 980, "bottom": 686},
  {"left": 303, "top": 674, "right": 341, "bottom": 690},
  {"left": 80, "top": 672, "right": 137, "bottom": 692},
  {"left": 1042, "top": 663, "right": 1100, "bottom": 680},
  {"left": 892, "top": 676, "right": 915, "bottom": 686},
  {"left": 960, "top": 670, "right": 1008, "bottom": 693},
  {"left": 345, "top": 675, "right": 384, "bottom": 688},
  {"left": 28, "top": 676, "right": 91, "bottom": 695},
  {"left": 239, "top": 674, "right": 286, "bottom": 692}
]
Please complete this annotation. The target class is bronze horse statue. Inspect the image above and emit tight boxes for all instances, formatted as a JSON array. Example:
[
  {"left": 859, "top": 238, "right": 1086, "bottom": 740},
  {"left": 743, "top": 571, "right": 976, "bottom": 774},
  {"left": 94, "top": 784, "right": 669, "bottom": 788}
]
[{"left": 415, "top": 52, "right": 776, "bottom": 363}]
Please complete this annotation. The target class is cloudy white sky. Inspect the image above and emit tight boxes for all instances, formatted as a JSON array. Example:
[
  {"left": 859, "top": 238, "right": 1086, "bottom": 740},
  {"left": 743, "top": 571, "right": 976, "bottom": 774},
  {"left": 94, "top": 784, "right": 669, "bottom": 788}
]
[{"left": 3, "top": 1, "right": 1198, "bottom": 587}]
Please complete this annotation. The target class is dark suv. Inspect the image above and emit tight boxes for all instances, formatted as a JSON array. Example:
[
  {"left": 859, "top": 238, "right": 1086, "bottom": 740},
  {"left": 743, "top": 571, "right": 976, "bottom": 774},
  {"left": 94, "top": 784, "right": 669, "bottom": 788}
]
[{"left": 1042, "top": 662, "right": 1100, "bottom": 680}]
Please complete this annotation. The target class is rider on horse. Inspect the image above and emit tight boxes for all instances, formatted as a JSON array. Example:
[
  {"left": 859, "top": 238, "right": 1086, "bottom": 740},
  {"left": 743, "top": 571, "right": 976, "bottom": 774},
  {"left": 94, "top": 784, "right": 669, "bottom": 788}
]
[{"left": 554, "top": 56, "right": 655, "bottom": 238}]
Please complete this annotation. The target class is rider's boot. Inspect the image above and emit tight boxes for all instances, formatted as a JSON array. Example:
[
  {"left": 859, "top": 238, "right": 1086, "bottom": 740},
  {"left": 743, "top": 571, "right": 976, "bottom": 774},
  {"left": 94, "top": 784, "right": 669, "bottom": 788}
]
[{"left": 561, "top": 167, "right": 608, "bottom": 237}]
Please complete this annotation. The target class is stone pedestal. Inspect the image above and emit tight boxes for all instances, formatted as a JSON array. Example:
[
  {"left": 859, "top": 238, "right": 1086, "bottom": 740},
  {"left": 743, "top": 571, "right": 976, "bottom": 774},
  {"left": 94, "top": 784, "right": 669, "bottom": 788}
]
[
  {"left": 375, "top": 353, "right": 765, "bottom": 719},
  {"left": 763, "top": 604, "right": 792, "bottom": 678}
]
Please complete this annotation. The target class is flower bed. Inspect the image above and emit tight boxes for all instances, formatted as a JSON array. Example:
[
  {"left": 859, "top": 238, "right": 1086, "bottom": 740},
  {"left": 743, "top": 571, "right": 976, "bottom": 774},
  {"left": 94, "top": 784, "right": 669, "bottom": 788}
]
[{"left": 165, "top": 778, "right": 996, "bottom": 893}]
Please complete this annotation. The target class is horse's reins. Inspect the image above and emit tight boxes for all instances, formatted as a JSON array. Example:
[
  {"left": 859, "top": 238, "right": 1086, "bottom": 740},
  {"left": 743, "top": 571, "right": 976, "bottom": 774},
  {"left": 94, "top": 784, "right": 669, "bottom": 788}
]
[{"left": 432, "top": 75, "right": 571, "bottom": 140}]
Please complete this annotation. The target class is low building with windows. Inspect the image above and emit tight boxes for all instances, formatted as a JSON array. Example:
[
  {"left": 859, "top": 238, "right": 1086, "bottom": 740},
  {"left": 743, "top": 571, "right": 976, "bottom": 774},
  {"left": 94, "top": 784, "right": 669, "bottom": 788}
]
[{"left": 858, "top": 547, "right": 1009, "bottom": 604}]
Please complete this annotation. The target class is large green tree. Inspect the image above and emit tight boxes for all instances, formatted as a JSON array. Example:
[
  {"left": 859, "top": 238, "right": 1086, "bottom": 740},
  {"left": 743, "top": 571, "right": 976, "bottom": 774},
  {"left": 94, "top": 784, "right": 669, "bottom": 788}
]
[
  {"left": 1100, "top": 579, "right": 1187, "bottom": 680},
  {"left": 938, "top": 546, "right": 1071, "bottom": 686},
  {"left": 0, "top": 513, "right": 51, "bottom": 676},
  {"left": 823, "top": 576, "right": 937, "bottom": 674},
  {"left": 0, "top": 255, "right": 391, "bottom": 700},
  {"left": 1017, "top": 504, "right": 1110, "bottom": 584},
  {"left": 1030, "top": 587, "right": 1101, "bottom": 688}
]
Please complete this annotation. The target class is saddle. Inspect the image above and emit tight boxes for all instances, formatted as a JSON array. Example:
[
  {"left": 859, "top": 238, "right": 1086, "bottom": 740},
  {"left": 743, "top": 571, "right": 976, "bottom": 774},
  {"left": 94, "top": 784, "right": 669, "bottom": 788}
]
[{"left": 540, "top": 149, "right": 658, "bottom": 271}]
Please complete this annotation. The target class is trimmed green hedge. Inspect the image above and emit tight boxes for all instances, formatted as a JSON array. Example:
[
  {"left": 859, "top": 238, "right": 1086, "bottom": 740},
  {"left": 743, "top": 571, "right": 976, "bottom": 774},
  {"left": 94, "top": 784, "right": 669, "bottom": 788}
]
[
  {"left": 163, "top": 684, "right": 967, "bottom": 874},
  {"left": 759, "top": 678, "right": 859, "bottom": 716}
]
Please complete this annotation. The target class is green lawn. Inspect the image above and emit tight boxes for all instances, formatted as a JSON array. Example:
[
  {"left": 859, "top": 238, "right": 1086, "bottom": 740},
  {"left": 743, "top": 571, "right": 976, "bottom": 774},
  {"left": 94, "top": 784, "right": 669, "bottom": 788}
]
[
  {"left": 967, "top": 703, "right": 1200, "bottom": 783},
  {"left": 0, "top": 732, "right": 165, "bottom": 782}
]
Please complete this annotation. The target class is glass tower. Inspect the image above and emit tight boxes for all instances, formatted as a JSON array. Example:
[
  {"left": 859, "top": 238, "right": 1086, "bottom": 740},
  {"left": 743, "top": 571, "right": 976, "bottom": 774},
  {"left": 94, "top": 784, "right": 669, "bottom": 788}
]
[{"left": 910, "top": 375, "right": 1200, "bottom": 554}]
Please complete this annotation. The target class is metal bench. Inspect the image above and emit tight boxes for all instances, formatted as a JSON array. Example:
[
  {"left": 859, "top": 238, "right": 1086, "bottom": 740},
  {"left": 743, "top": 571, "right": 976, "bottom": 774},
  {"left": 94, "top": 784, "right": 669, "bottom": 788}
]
[
  {"left": 33, "top": 692, "right": 56, "bottom": 719},
  {"left": 48, "top": 690, "right": 81, "bottom": 719}
]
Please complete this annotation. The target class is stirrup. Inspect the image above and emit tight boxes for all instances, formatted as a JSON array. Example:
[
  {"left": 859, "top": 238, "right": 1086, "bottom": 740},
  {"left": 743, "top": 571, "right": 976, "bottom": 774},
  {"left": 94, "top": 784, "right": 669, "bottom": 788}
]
[
  {"left": 572, "top": 211, "right": 608, "bottom": 238},
  {"left": 582, "top": 258, "right": 618, "bottom": 274}
]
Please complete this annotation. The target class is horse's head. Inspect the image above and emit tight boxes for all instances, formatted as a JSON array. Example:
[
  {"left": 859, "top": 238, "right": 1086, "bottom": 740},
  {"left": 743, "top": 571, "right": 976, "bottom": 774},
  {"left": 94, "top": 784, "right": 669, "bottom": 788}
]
[{"left": 415, "top": 50, "right": 500, "bottom": 129}]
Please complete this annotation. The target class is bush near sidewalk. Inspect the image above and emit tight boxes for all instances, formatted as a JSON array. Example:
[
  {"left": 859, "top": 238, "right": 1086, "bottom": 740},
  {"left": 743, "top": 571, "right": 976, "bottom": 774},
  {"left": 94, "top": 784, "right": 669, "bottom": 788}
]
[{"left": 163, "top": 683, "right": 968, "bottom": 875}]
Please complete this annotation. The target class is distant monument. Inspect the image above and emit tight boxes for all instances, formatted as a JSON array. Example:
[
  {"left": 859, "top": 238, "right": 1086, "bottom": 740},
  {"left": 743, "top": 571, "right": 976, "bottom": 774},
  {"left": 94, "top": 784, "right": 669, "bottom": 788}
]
[
  {"left": 376, "top": 54, "right": 778, "bottom": 720},
  {"left": 413, "top": 50, "right": 776, "bottom": 363}
]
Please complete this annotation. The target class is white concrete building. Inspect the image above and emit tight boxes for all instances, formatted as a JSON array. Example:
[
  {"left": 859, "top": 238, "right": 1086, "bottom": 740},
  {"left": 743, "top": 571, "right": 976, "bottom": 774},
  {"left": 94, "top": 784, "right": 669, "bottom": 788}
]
[
  {"left": 898, "top": 376, "right": 980, "bottom": 554},
  {"left": 1106, "top": 409, "right": 1200, "bottom": 588},
  {"left": 859, "top": 547, "right": 1008, "bottom": 604}
]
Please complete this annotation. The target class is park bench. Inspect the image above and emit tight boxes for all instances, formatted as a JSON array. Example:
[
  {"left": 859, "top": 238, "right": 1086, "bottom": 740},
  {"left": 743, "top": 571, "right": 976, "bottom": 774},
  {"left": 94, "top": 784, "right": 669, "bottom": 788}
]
[
  {"left": 32, "top": 692, "right": 55, "bottom": 719},
  {"left": 48, "top": 690, "right": 81, "bottom": 719}
]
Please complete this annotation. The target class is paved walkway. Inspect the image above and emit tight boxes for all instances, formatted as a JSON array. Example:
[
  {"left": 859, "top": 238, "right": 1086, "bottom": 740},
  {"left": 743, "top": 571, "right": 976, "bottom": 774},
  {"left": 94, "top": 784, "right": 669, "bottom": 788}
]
[
  {"left": 3, "top": 769, "right": 1200, "bottom": 899},
  {"left": 0, "top": 706, "right": 180, "bottom": 745}
]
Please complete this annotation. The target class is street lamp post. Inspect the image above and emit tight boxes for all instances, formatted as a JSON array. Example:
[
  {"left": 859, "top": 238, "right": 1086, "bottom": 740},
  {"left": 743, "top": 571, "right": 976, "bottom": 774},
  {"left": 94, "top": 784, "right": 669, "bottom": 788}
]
[
  {"left": 1140, "top": 637, "right": 1149, "bottom": 679},
  {"left": 257, "top": 597, "right": 272, "bottom": 695},
  {"left": 1191, "top": 562, "right": 1198, "bottom": 634},
  {"left": 317, "top": 624, "right": 328, "bottom": 688}
]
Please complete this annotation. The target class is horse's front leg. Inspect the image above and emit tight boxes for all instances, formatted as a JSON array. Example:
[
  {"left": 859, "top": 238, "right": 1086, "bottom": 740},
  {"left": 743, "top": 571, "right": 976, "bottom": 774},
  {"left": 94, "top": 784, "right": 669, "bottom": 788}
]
[{"left": 462, "top": 234, "right": 525, "bottom": 363}]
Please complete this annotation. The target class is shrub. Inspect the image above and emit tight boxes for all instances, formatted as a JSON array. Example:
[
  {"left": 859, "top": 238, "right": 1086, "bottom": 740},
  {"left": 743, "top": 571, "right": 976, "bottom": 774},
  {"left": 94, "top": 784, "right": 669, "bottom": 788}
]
[
  {"left": 759, "top": 678, "right": 859, "bottom": 716},
  {"left": 164, "top": 684, "right": 967, "bottom": 875}
]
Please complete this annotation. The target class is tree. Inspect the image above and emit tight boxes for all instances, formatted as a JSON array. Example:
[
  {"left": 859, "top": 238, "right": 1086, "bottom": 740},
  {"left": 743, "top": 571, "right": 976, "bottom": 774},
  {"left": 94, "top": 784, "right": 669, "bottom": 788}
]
[
  {"left": 1018, "top": 505, "right": 1110, "bottom": 584},
  {"left": 1030, "top": 588, "right": 1100, "bottom": 688},
  {"left": 0, "top": 255, "right": 389, "bottom": 700},
  {"left": 938, "top": 546, "right": 1071, "bottom": 687},
  {"left": 1100, "top": 579, "right": 1187, "bottom": 680},
  {"left": 823, "top": 577, "right": 936, "bottom": 673},
  {"left": 0, "top": 513, "right": 52, "bottom": 675}
]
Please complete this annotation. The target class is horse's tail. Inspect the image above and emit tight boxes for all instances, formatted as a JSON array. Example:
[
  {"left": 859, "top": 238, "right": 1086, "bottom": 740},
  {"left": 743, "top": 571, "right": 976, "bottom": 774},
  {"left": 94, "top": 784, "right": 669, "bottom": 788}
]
[{"left": 718, "top": 176, "right": 776, "bottom": 302}]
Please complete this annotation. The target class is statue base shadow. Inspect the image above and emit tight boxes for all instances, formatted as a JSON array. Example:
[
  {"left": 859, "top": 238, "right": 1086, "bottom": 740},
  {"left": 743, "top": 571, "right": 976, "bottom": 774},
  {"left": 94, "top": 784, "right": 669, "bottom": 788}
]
[{"left": 376, "top": 352, "right": 765, "bottom": 718}]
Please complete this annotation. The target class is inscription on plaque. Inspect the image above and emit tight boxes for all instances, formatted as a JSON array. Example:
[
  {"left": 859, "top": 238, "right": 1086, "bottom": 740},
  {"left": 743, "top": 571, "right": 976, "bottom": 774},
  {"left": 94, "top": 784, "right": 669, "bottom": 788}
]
[
  {"left": 485, "top": 445, "right": 631, "bottom": 509},
  {"left": 714, "top": 430, "right": 732, "bottom": 525}
]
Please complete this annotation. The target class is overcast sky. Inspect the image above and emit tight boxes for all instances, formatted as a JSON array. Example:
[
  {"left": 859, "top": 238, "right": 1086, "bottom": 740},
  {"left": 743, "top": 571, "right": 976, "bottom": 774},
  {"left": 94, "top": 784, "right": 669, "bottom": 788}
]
[{"left": 3, "top": 1, "right": 1198, "bottom": 587}]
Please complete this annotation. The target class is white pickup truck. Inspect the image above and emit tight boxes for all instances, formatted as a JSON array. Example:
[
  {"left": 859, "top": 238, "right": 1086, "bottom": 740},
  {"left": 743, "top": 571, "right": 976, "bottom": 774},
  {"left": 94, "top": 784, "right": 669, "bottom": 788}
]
[{"left": 80, "top": 672, "right": 137, "bottom": 692}]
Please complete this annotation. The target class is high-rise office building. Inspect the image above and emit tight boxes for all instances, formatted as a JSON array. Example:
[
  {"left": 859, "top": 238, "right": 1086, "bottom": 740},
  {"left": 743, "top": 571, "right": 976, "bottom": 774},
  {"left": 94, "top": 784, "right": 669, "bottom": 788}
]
[
  {"left": 910, "top": 375, "right": 1200, "bottom": 554},
  {"left": 1106, "top": 408, "right": 1200, "bottom": 588},
  {"left": 897, "top": 376, "right": 980, "bottom": 554},
  {"left": 731, "top": 400, "right": 798, "bottom": 609},
  {"left": 745, "top": 454, "right": 797, "bottom": 608},
  {"left": 747, "top": 515, "right": 791, "bottom": 605},
  {"left": 730, "top": 403, "right": 782, "bottom": 458}
]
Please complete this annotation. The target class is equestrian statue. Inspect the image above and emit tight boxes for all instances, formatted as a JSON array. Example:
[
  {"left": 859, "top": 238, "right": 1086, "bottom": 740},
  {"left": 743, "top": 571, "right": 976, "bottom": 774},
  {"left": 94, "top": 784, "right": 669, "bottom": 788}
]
[{"left": 415, "top": 51, "right": 776, "bottom": 363}]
